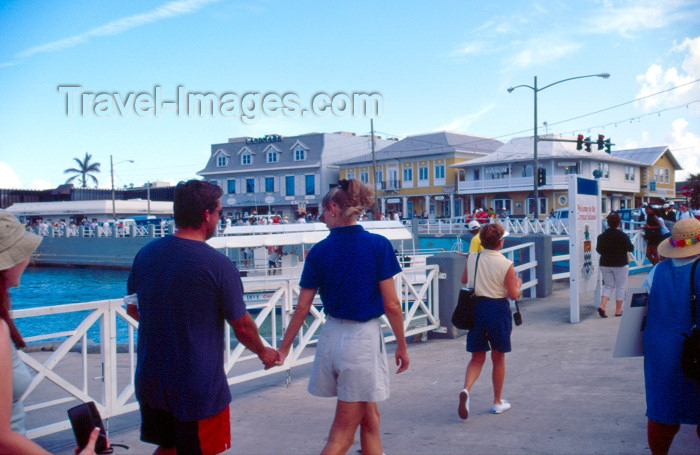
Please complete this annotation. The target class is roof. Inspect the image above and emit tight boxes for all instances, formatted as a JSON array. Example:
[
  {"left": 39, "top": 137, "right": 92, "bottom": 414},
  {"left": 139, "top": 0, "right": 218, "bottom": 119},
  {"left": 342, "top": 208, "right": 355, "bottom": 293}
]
[
  {"left": 5, "top": 200, "right": 173, "bottom": 218},
  {"left": 334, "top": 131, "right": 503, "bottom": 165},
  {"left": 611, "top": 146, "right": 682, "bottom": 170},
  {"left": 206, "top": 220, "right": 412, "bottom": 248},
  {"left": 450, "top": 135, "right": 643, "bottom": 167}
]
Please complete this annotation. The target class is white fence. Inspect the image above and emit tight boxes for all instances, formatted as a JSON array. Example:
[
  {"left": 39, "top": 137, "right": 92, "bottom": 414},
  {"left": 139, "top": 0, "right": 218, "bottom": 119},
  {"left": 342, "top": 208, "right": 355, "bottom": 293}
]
[
  {"left": 552, "top": 229, "right": 650, "bottom": 281},
  {"left": 14, "top": 266, "right": 440, "bottom": 440},
  {"left": 415, "top": 217, "right": 569, "bottom": 236}
]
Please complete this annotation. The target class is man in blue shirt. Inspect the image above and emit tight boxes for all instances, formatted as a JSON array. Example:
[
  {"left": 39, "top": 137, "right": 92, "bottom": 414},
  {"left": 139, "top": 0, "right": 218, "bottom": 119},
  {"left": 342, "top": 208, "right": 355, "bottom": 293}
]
[{"left": 127, "top": 180, "right": 279, "bottom": 455}]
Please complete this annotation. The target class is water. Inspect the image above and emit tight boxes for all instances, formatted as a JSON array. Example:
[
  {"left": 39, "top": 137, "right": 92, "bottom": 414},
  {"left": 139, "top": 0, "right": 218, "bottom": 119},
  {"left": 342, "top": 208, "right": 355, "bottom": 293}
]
[{"left": 10, "top": 267, "right": 131, "bottom": 344}]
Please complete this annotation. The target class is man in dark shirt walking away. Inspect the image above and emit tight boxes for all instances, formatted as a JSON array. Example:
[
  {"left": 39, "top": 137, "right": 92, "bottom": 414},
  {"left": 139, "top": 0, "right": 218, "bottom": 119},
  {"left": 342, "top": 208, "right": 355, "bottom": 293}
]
[{"left": 127, "top": 180, "right": 279, "bottom": 455}]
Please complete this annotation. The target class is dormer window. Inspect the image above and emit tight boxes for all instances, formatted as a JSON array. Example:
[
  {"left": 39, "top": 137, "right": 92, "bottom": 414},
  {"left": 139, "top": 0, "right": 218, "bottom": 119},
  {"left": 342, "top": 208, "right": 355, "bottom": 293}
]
[
  {"left": 265, "top": 145, "right": 281, "bottom": 164},
  {"left": 214, "top": 149, "right": 230, "bottom": 167},
  {"left": 291, "top": 141, "right": 309, "bottom": 161},
  {"left": 241, "top": 152, "right": 252, "bottom": 165},
  {"left": 237, "top": 146, "right": 255, "bottom": 166}
]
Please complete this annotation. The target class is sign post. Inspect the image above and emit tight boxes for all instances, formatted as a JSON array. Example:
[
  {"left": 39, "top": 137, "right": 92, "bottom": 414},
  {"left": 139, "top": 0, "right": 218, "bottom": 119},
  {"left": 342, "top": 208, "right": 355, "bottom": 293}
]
[{"left": 568, "top": 175, "right": 602, "bottom": 323}]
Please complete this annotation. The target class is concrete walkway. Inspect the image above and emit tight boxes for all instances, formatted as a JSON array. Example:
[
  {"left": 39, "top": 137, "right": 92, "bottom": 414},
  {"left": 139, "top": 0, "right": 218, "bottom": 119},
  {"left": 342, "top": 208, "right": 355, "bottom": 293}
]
[{"left": 42, "top": 272, "right": 699, "bottom": 455}]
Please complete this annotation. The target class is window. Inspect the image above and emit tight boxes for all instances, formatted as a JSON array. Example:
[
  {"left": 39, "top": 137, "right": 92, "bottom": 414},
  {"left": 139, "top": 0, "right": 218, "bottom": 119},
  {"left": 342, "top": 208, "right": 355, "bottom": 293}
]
[
  {"left": 227, "top": 179, "right": 236, "bottom": 194},
  {"left": 402, "top": 167, "right": 413, "bottom": 188},
  {"left": 360, "top": 171, "right": 369, "bottom": 184},
  {"left": 285, "top": 176, "right": 295, "bottom": 197},
  {"left": 624, "top": 166, "right": 635, "bottom": 181},
  {"left": 305, "top": 175, "right": 315, "bottom": 195},
  {"left": 473, "top": 169, "right": 480, "bottom": 180},
  {"left": 246, "top": 178, "right": 255, "bottom": 193},
  {"left": 346, "top": 172, "right": 355, "bottom": 180},
  {"left": 267, "top": 150, "right": 278, "bottom": 163},
  {"left": 664, "top": 168, "right": 670, "bottom": 184},
  {"left": 521, "top": 165, "right": 533, "bottom": 178},
  {"left": 526, "top": 197, "right": 547, "bottom": 217},
  {"left": 598, "top": 162, "right": 609, "bottom": 178},
  {"left": 209, "top": 180, "right": 218, "bottom": 186},
  {"left": 418, "top": 167, "right": 429, "bottom": 184},
  {"left": 241, "top": 151, "right": 252, "bottom": 165},
  {"left": 294, "top": 148, "right": 306, "bottom": 161},
  {"left": 375, "top": 170, "right": 383, "bottom": 188},
  {"left": 493, "top": 199, "right": 512, "bottom": 215},
  {"left": 435, "top": 165, "right": 445, "bottom": 180},
  {"left": 216, "top": 155, "right": 229, "bottom": 167},
  {"left": 265, "top": 177, "right": 274, "bottom": 193},
  {"left": 564, "top": 164, "right": 579, "bottom": 175}
]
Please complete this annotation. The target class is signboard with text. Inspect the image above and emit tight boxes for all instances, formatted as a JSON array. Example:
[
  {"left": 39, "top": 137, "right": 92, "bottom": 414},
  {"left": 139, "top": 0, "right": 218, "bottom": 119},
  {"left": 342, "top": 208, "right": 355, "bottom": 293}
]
[{"left": 568, "top": 175, "right": 601, "bottom": 323}]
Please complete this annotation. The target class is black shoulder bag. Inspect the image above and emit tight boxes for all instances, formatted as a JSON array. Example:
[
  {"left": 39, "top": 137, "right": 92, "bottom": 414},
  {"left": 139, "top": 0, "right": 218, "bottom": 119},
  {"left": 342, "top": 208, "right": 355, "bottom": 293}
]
[
  {"left": 681, "top": 258, "right": 700, "bottom": 383},
  {"left": 452, "top": 253, "right": 480, "bottom": 330}
]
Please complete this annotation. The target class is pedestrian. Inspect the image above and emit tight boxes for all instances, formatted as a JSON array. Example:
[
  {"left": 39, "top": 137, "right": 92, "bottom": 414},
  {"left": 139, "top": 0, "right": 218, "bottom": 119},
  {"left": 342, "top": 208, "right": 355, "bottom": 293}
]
[
  {"left": 596, "top": 212, "right": 634, "bottom": 317},
  {"left": 641, "top": 218, "right": 700, "bottom": 454},
  {"left": 127, "top": 180, "right": 279, "bottom": 455},
  {"left": 677, "top": 203, "right": 692, "bottom": 221},
  {"left": 467, "top": 220, "right": 483, "bottom": 254},
  {"left": 0, "top": 209, "right": 103, "bottom": 454},
  {"left": 643, "top": 206, "right": 663, "bottom": 265},
  {"left": 277, "top": 179, "right": 409, "bottom": 455},
  {"left": 458, "top": 223, "right": 522, "bottom": 420}
]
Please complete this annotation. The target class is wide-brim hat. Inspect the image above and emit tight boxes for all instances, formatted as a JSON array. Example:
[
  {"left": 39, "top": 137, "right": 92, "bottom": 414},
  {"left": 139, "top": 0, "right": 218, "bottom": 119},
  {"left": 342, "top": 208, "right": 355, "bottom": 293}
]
[
  {"left": 658, "top": 218, "right": 700, "bottom": 259},
  {"left": 0, "top": 209, "right": 42, "bottom": 270}
]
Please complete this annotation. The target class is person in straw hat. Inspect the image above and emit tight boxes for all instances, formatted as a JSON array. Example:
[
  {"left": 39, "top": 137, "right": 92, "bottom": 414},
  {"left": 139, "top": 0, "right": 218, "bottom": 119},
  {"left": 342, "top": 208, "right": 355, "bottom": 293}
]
[
  {"left": 641, "top": 217, "right": 700, "bottom": 454},
  {"left": 0, "top": 209, "right": 103, "bottom": 454}
]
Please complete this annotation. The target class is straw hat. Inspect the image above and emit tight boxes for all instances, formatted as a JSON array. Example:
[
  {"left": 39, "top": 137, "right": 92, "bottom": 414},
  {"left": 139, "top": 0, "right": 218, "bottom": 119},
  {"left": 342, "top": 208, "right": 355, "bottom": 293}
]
[
  {"left": 658, "top": 218, "right": 700, "bottom": 259},
  {"left": 0, "top": 209, "right": 42, "bottom": 270}
]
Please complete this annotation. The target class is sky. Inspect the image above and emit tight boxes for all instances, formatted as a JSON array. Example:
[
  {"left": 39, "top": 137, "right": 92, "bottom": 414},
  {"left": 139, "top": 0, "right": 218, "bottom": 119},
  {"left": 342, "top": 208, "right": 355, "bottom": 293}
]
[{"left": 1, "top": 0, "right": 699, "bottom": 191}]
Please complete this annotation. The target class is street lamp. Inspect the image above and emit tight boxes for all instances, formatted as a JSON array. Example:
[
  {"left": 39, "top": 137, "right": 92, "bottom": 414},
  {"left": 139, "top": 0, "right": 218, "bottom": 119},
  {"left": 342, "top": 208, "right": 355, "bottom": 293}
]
[
  {"left": 507, "top": 73, "right": 610, "bottom": 218},
  {"left": 110, "top": 155, "right": 135, "bottom": 220}
]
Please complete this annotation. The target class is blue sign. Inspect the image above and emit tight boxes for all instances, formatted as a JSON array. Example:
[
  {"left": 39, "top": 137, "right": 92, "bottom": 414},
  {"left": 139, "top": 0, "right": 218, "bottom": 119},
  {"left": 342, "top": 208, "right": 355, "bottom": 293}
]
[{"left": 650, "top": 181, "right": 656, "bottom": 191}]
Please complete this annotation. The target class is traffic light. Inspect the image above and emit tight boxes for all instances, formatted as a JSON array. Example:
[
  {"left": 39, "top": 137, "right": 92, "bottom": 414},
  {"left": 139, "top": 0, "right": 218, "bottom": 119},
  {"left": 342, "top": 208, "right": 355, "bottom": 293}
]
[
  {"left": 597, "top": 135, "right": 604, "bottom": 150},
  {"left": 537, "top": 168, "right": 546, "bottom": 186},
  {"left": 584, "top": 137, "right": 591, "bottom": 152},
  {"left": 604, "top": 138, "right": 612, "bottom": 153},
  {"left": 576, "top": 134, "right": 584, "bottom": 150}
]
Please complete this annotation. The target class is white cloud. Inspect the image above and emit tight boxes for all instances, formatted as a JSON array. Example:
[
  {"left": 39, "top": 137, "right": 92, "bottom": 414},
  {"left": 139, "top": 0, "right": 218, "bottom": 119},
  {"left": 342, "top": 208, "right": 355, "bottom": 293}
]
[
  {"left": 588, "top": 0, "right": 694, "bottom": 37},
  {"left": 0, "top": 162, "right": 22, "bottom": 188},
  {"left": 437, "top": 104, "right": 496, "bottom": 132},
  {"left": 667, "top": 118, "right": 700, "bottom": 180},
  {"left": 636, "top": 36, "right": 700, "bottom": 110},
  {"left": 506, "top": 39, "right": 581, "bottom": 72},
  {"left": 11, "top": 0, "right": 221, "bottom": 62}
]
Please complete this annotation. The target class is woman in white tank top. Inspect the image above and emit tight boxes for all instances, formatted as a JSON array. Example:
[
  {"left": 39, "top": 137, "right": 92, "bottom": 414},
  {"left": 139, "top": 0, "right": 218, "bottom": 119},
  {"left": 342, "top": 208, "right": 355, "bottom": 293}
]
[{"left": 457, "top": 223, "right": 522, "bottom": 420}]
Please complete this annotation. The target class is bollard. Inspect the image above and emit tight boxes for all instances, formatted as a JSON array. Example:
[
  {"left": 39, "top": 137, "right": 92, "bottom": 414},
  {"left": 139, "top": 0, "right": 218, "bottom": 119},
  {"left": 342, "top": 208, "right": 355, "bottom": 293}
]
[{"left": 426, "top": 252, "right": 468, "bottom": 339}]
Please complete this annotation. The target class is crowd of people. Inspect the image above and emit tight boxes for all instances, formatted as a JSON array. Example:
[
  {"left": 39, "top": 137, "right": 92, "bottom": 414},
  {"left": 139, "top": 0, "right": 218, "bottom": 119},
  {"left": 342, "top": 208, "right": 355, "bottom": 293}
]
[{"left": 3, "top": 187, "right": 700, "bottom": 454}]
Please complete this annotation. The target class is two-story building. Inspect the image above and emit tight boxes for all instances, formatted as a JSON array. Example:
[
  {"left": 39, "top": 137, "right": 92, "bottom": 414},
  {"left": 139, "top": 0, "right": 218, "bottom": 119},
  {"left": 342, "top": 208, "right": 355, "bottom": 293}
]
[
  {"left": 197, "top": 132, "right": 393, "bottom": 220},
  {"left": 611, "top": 146, "right": 682, "bottom": 206},
  {"left": 451, "top": 135, "right": 647, "bottom": 217},
  {"left": 336, "top": 132, "right": 503, "bottom": 218}
]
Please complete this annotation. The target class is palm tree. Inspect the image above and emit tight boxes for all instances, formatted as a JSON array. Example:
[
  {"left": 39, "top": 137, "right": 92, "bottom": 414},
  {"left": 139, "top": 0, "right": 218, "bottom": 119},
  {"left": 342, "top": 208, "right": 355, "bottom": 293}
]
[{"left": 64, "top": 153, "right": 101, "bottom": 188}]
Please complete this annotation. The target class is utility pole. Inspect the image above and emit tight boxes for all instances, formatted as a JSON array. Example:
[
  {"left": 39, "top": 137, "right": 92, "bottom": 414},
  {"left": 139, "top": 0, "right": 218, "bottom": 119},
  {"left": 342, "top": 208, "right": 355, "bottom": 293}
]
[{"left": 371, "top": 119, "right": 379, "bottom": 219}]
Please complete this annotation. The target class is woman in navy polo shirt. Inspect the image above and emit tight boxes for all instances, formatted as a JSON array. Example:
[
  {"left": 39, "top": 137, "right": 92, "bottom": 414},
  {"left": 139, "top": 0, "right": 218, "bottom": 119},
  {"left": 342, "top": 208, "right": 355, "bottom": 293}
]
[{"left": 278, "top": 179, "right": 410, "bottom": 455}]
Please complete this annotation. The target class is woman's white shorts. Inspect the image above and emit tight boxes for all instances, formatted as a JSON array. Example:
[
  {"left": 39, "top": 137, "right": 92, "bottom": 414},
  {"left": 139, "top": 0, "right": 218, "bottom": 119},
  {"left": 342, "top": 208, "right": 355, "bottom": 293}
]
[{"left": 308, "top": 316, "right": 390, "bottom": 402}]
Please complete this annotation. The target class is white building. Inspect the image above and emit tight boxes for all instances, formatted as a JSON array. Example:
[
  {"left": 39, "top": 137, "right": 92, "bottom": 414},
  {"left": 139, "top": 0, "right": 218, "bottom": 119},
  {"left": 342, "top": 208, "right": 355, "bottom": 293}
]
[{"left": 451, "top": 135, "right": 644, "bottom": 216}]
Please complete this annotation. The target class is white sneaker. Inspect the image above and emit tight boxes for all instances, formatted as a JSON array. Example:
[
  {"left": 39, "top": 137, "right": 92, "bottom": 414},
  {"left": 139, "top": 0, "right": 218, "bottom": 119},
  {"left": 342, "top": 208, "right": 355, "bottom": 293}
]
[
  {"left": 458, "top": 389, "right": 470, "bottom": 419},
  {"left": 491, "top": 400, "right": 511, "bottom": 414}
]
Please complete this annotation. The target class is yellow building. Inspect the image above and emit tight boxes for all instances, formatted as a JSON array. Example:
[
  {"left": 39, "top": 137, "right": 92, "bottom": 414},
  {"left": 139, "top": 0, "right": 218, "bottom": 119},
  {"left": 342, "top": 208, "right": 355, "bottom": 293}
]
[
  {"left": 335, "top": 132, "right": 503, "bottom": 218},
  {"left": 611, "top": 146, "right": 682, "bottom": 205}
]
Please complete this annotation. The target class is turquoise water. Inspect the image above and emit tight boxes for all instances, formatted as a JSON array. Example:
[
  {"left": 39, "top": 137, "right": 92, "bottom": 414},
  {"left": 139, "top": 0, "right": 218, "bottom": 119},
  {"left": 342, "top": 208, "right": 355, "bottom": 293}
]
[{"left": 10, "top": 267, "right": 131, "bottom": 344}]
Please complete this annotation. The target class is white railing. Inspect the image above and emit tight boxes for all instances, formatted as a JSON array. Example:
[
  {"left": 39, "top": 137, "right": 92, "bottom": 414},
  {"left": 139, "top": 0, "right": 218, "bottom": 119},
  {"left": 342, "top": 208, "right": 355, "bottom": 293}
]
[
  {"left": 551, "top": 229, "right": 650, "bottom": 281},
  {"left": 415, "top": 218, "right": 569, "bottom": 236},
  {"left": 501, "top": 242, "right": 538, "bottom": 298},
  {"left": 27, "top": 224, "right": 169, "bottom": 239},
  {"left": 14, "top": 266, "right": 440, "bottom": 439}
]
